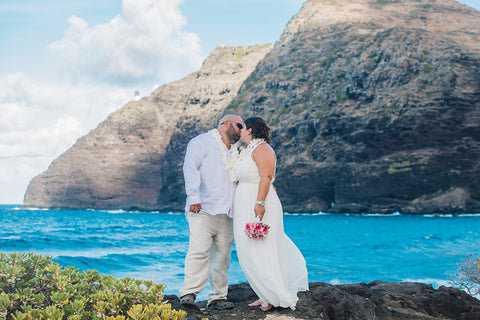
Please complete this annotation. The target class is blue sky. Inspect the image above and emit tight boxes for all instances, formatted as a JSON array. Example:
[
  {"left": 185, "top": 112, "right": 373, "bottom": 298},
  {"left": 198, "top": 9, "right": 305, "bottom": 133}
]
[{"left": 0, "top": 0, "right": 479, "bottom": 204}]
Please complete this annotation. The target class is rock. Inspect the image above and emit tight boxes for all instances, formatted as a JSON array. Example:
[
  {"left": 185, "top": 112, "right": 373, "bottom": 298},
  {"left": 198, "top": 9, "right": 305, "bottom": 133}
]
[
  {"left": 166, "top": 281, "right": 480, "bottom": 320},
  {"left": 225, "top": 0, "right": 480, "bottom": 214},
  {"left": 23, "top": 0, "right": 480, "bottom": 214}
]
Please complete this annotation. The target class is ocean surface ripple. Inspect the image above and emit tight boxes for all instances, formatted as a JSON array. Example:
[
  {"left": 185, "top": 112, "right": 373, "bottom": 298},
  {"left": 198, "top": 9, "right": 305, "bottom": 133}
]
[{"left": 2, "top": 205, "right": 480, "bottom": 299}]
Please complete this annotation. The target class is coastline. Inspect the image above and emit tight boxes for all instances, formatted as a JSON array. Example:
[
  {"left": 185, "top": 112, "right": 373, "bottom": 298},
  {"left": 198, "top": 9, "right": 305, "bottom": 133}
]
[
  {"left": 11, "top": 203, "right": 480, "bottom": 216},
  {"left": 171, "top": 281, "right": 480, "bottom": 320}
]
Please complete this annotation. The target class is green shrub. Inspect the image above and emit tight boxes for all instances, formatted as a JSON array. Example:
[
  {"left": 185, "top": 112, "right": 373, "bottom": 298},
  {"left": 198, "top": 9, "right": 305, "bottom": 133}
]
[
  {"left": 0, "top": 252, "right": 186, "bottom": 320},
  {"left": 233, "top": 48, "right": 245, "bottom": 60},
  {"left": 423, "top": 63, "right": 432, "bottom": 73},
  {"left": 417, "top": 3, "right": 432, "bottom": 8}
]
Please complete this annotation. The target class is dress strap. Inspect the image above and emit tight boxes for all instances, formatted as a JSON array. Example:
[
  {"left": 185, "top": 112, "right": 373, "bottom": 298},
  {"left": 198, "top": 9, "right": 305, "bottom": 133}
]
[
  {"left": 248, "top": 139, "right": 266, "bottom": 154},
  {"left": 250, "top": 141, "right": 266, "bottom": 153}
]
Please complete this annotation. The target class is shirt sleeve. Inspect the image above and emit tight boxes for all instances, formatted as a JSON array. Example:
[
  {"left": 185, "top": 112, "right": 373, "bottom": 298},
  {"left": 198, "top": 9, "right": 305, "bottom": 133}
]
[{"left": 183, "top": 137, "right": 206, "bottom": 206}]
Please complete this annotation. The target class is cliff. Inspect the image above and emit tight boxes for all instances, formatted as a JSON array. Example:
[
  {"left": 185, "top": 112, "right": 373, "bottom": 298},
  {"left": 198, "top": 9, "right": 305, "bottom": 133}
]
[
  {"left": 24, "top": 0, "right": 480, "bottom": 213},
  {"left": 225, "top": 0, "right": 480, "bottom": 213},
  {"left": 23, "top": 45, "right": 272, "bottom": 210}
]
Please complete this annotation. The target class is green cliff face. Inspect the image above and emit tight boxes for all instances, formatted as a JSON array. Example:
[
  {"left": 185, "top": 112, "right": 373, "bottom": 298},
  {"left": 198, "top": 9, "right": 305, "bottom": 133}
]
[
  {"left": 225, "top": 0, "right": 480, "bottom": 213},
  {"left": 24, "top": 0, "right": 480, "bottom": 213}
]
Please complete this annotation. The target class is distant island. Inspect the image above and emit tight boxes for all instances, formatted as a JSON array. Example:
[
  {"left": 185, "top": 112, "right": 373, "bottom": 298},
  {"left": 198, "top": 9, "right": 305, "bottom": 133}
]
[{"left": 24, "top": 0, "right": 480, "bottom": 214}]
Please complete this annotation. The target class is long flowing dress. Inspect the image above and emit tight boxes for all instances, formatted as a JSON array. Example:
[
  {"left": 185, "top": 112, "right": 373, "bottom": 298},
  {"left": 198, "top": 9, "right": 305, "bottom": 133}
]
[{"left": 233, "top": 143, "right": 309, "bottom": 309}]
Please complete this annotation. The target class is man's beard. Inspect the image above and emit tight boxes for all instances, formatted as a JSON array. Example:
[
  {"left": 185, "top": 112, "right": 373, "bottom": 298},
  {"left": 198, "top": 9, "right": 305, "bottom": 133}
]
[{"left": 227, "top": 125, "right": 241, "bottom": 144}]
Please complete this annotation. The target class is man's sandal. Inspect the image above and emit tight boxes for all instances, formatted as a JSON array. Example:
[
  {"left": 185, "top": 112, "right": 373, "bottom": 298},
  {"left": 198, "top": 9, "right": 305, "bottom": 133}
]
[
  {"left": 207, "top": 299, "right": 234, "bottom": 310},
  {"left": 180, "top": 293, "right": 196, "bottom": 306}
]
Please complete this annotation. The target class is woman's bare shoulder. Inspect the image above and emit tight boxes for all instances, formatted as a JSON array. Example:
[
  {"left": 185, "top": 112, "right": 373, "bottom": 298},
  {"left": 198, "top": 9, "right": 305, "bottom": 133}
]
[{"left": 253, "top": 143, "right": 276, "bottom": 160}]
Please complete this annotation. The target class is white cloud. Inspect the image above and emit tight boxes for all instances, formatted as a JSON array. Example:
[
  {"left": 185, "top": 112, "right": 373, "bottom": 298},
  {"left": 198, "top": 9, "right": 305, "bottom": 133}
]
[
  {"left": 0, "top": 72, "right": 131, "bottom": 203},
  {"left": 0, "top": 0, "right": 204, "bottom": 204},
  {"left": 49, "top": 0, "right": 202, "bottom": 85}
]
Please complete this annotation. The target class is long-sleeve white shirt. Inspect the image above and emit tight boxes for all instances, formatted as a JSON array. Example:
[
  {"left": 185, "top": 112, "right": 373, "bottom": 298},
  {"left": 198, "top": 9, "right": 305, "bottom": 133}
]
[{"left": 183, "top": 132, "right": 236, "bottom": 217}]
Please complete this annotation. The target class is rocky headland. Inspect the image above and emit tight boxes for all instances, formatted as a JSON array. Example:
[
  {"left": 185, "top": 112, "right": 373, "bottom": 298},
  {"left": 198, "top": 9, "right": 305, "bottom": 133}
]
[
  {"left": 24, "top": 0, "right": 480, "bottom": 213},
  {"left": 23, "top": 45, "right": 272, "bottom": 210},
  {"left": 167, "top": 281, "right": 480, "bottom": 320}
]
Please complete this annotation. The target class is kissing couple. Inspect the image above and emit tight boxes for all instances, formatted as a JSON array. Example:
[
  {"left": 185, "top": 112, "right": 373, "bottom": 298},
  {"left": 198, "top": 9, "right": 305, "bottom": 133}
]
[{"left": 179, "top": 114, "right": 308, "bottom": 311}]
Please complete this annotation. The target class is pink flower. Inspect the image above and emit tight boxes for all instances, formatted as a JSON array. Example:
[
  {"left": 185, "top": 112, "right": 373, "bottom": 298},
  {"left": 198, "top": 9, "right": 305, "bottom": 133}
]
[{"left": 245, "top": 222, "right": 270, "bottom": 239}]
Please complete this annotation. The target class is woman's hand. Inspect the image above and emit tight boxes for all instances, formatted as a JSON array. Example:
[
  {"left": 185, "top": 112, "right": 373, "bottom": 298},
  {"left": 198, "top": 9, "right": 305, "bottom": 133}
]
[{"left": 254, "top": 203, "right": 266, "bottom": 220}]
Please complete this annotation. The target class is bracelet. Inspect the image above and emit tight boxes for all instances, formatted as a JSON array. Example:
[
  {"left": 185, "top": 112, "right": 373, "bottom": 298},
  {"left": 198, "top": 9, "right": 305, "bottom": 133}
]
[{"left": 255, "top": 201, "right": 265, "bottom": 207}]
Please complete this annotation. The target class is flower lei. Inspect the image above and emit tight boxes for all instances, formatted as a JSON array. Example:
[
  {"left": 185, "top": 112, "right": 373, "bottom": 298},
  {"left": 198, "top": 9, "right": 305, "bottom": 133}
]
[
  {"left": 209, "top": 129, "right": 239, "bottom": 183},
  {"left": 237, "top": 138, "right": 266, "bottom": 162}
]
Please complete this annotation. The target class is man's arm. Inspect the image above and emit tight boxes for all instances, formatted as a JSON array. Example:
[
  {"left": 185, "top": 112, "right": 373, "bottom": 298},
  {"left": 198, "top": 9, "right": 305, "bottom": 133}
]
[{"left": 183, "top": 138, "right": 205, "bottom": 213}]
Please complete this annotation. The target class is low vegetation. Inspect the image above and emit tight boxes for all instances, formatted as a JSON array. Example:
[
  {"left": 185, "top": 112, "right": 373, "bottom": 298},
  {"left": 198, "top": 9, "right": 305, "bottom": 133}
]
[
  {"left": 0, "top": 252, "right": 186, "bottom": 320},
  {"left": 451, "top": 255, "right": 480, "bottom": 297}
]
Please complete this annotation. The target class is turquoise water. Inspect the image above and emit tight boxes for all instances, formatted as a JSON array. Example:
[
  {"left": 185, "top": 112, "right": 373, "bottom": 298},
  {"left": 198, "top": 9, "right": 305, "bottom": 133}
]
[{"left": 2, "top": 204, "right": 480, "bottom": 299}]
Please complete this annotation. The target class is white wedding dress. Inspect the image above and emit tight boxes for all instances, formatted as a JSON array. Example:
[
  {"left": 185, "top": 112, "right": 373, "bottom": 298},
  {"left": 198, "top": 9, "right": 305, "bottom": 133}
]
[{"left": 233, "top": 143, "right": 309, "bottom": 309}]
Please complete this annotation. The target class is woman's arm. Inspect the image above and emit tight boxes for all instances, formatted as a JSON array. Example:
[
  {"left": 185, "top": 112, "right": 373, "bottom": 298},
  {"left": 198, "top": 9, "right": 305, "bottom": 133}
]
[{"left": 252, "top": 143, "right": 276, "bottom": 220}]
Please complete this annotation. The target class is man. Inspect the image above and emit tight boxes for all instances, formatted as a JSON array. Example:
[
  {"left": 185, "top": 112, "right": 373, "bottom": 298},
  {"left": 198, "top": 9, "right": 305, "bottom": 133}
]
[{"left": 179, "top": 114, "right": 243, "bottom": 310}]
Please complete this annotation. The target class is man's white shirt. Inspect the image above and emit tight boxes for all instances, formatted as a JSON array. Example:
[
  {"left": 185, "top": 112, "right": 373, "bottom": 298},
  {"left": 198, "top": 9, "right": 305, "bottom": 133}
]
[{"left": 183, "top": 132, "right": 237, "bottom": 217}]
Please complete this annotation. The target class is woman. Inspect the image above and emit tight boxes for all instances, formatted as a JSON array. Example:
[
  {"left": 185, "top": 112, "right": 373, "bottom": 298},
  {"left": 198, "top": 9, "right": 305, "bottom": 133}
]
[{"left": 233, "top": 117, "right": 308, "bottom": 311}]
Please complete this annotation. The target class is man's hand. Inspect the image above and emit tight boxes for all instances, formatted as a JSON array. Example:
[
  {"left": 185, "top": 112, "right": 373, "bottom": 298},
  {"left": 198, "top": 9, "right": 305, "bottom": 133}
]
[{"left": 189, "top": 203, "right": 202, "bottom": 213}]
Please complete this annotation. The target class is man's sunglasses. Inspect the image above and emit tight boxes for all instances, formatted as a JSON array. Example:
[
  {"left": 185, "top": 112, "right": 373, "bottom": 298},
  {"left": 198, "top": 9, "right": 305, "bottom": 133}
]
[{"left": 224, "top": 121, "right": 243, "bottom": 130}]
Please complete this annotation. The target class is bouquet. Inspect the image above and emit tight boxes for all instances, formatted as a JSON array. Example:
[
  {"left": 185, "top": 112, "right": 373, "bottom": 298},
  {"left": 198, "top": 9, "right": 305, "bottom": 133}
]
[{"left": 245, "top": 221, "right": 270, "bottom": 239}]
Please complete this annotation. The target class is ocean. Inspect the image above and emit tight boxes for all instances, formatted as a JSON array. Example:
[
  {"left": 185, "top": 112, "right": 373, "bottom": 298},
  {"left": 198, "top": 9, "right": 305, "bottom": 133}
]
[{"left": 2, "top": 204, "right": 480, "bottom": 300}]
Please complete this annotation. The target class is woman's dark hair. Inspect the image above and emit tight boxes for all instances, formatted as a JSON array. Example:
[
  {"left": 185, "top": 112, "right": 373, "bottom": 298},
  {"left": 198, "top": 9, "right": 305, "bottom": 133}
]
[{"left": 245, "top": 117, "right": 271, "bottom": 144}]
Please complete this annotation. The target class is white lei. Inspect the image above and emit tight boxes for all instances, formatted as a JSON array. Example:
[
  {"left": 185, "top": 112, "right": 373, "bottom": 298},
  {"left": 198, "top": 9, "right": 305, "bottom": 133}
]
[
  {"left": 237, "top": 138, "right": 266, "bottom": 163},
  {"left": 209, "top": 129, "right": 239, "bottom": 183}
]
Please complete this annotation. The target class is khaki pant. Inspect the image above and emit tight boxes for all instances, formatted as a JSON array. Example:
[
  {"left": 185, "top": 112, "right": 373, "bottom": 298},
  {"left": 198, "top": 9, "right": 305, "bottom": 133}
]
[{"left": 179, "top": 212, "right": 234, "bottom": 303}]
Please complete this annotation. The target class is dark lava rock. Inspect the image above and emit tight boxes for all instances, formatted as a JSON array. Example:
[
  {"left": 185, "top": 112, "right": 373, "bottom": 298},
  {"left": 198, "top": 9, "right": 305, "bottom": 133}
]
[{"left": 166, "top": 281, "right": 480, "bottom": 320}]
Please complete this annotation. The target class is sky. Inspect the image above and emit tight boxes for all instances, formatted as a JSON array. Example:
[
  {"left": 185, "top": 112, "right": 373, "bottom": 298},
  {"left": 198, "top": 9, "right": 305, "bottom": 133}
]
[{"left": 0, "top": 0, "right": 479, "bottom": 205}]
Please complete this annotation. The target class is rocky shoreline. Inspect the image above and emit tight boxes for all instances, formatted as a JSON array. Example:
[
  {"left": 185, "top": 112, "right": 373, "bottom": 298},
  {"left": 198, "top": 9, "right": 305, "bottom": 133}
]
[{"left": 167, "top": 281, "right": 480, "bottom": 320}]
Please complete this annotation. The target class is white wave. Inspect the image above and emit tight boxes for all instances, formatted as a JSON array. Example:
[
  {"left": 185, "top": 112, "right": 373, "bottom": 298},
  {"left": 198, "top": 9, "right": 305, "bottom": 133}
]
[
  {"left": 422, "top": 213, "right": 480, "bottom": 218},
  {"left": 329, "top": 279, "right": 343, "bottom": 285},
  {"left": 0, "top": 236, "right": 21, "bottom": 240},
  {"left": 285, "top": 211, "right": 405, "bottom": 217},
  {"left": 284, "top": 212, "right": 331, "bottom": 216},
  {"left": 424, "top": 214, "right": 454, "bottom": 218},
  {"left": 103, "top": 209, "right": 126, "bottom": 214},
  {"left": 14, "top": 207, "right": 50, "bottom": 211},
  {"left": 402, "top": 277, "right": 452, "bottom": 288},
  {"left": 360, "top": 212, "right": 402, "bottom": 217},
  {"left": 93, "top": 209, "right": 183, "bottom": 215},
  {"left": 44, "top": 244, "right": 188, "bottom": 259},
  {"left": 163, "top": 211, "right": 183, "bottom": 215}
]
